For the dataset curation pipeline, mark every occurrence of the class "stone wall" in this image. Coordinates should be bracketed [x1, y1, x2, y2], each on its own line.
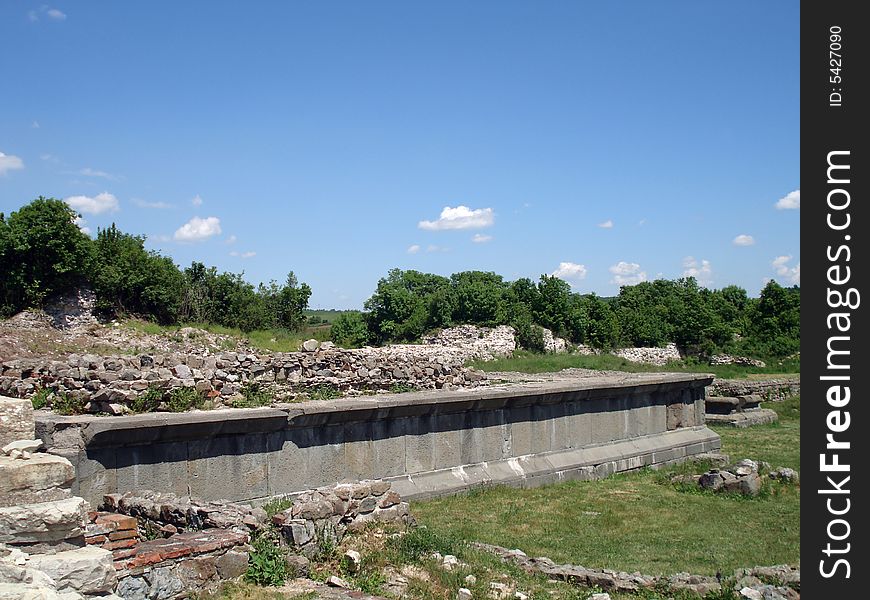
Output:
[1, 345, 487, 414]
[34, 374, 719, 506]
[708, 378, 800, 402]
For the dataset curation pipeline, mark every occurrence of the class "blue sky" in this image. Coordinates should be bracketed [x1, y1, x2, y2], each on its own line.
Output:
[1, 1, 799, 309]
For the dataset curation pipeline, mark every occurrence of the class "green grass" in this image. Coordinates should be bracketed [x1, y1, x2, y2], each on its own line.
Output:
[411, 397, 800, 578]
[470, 350, 800, 380]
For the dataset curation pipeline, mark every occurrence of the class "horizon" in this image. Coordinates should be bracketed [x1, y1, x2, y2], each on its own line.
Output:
[1, 1, 799, 309]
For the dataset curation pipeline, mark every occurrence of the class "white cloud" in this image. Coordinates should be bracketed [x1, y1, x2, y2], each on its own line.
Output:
[0, 152, 25, 175]
[551, 262, 588, 285]
[733, 234, 755, 246]
[65, 192, 119, 214]
[79, 167, 115, 179]
[772, 255, 801, 285]
[32, 121, 40, 129]
[133, 198, 174, 209]
[609, 261, 647, 286]
[191, 195, 203, 207]
[638, 218, 647, 226]
[471, 233, 493, 243]
[597, 219, 614, 229]
[173, 216, 222, 242]
[229, 250, 256, 258]
[29, 7, 66, 22]
[407, 244, 421, 254]
[74, 216, 91, 235]
[418, 205, 494, 230]
[225, 235, 237, 245]
[775, 189, 800, 210]
[682, 256, 713, 287]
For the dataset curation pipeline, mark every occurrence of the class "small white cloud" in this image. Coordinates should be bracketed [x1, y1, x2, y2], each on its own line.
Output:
[46, 8, 66, 20]
[471, 233, 493, 243]
[225, 235, 237, 245]
[772, 255, 800, 285]
[733, 234, 755, 246]
[775, 189, 800, 210]
[79, 167, 115, 179]
[597, 219, 614, 229]
[552, 262, 588, 286]
[682, 256, 713, 287]
[418, 205, 494, 230]
[65, 192, 119, 215]
[133, 198, 174, 209]
[609, 261, 647, 286]
[230, 250, 256, 258]
[407, 244, 421, 254]
[638, 218, 647, 226]
[191, 195, 203, 207]
[32, 121, 40, 129]
[173, 216, 222, 242]
[426, 244, 448, 253]
[30, 7, 66, 22]
[0, 152, 25, 175]
[73, 216, 91, 235]
[28, 10, 38, 21]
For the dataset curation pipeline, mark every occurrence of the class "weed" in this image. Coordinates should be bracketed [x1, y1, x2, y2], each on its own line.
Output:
[244, 531, 290, 586]
[31, 388, 51, 410]
[233, 382, 273, 408]
[314, 521, 340, 561]
[52, 392, 87, 415]
[130, 385, 164, 413]
[308, 384, 342, 401]
[389, 526, 460, 563]
[166, 386, 205, 412]
[262, 496, 294, 519]
[389, 382, 416, 394]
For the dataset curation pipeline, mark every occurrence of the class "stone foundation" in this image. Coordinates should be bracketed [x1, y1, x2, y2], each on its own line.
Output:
[34, 374, 719, 506]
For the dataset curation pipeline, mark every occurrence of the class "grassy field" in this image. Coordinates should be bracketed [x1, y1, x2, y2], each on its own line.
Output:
[411, 396, 800, 577]
[470, 350, 800, 380]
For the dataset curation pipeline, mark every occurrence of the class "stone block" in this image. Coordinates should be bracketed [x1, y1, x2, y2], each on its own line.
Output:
[188, 434, 268, 501]
[0, 453, 74, 504]
[26, 546, 117, 594]
[0, 396, 34, 446]
[0, 496, 88, 544]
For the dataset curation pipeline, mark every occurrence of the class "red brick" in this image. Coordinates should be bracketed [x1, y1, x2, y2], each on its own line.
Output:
[112, 547, 138, 560]
[95, 513, 138, 531]
[103, 538, 139, 551]
[108, 529, 138, 542]
[85, 535, 108, 545]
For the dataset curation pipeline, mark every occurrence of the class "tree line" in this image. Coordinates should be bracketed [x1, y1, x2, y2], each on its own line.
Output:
[0, 197, 311, 331]
[330, 268, 799, 359]
[1, 197, 799, 359]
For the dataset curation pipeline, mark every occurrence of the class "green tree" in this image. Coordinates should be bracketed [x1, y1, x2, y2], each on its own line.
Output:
[330, 311, 370, 348]
[0, 197, 93, 315]
[91, 224, 184, 323]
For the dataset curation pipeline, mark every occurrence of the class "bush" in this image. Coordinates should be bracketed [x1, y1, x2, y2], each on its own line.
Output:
[330, 311, 370, 348]
[31, 388, 51, 410]
[130, 386, 163, 413]
[166, 387, 205, 412]
[233, 382, 272, 408]
[244, 531, 289, 586]
[52, 393, 87, 415]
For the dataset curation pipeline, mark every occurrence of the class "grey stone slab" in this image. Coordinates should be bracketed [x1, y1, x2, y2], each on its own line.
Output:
[370, 419, 407, 479]
[265, 430, 309, 496]
[188, 434, 268, 501]
[115, 443, 190, 498]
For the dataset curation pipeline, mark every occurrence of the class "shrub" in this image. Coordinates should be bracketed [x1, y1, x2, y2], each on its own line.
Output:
[330, 311, 370, 348]
[244, 531, 289, 586]
[31, 388, 51, 410]
[308, 384, 341, 401]
[52, 393, 87, 415]
[233, 382, 273, 408]
[166, 387, 205, 412]
[130, 386, 163, 413]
